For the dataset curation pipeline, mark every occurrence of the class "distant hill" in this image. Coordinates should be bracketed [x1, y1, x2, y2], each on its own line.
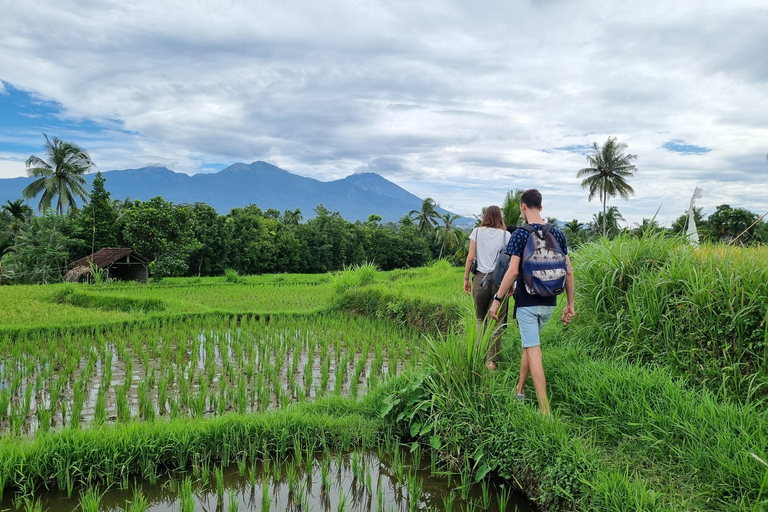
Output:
[0, 161, 472, 225]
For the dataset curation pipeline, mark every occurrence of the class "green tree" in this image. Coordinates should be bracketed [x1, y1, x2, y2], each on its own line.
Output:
[282, 208, 303, 228]
[502, 189, 525, 227]
[1, 199, 33, 245]
[409, 197, 439, 236]
[589, 206, 625, 238]
[564, 219, 586, 247]
[188, 203, 232, 276]
[631, 217, 664, 238]
[1, 212, 86, 284]
[577, 137, 637, 236]
[78, 172, 118, 253]
[121, 197, 201, 277]
[298, 204, 362, 273]
[707, 204, 759, 244]
[435, 212, 462, 259]
[23, 134, 93, 214]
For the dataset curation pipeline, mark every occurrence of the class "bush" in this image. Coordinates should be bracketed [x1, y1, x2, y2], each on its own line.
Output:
[330, 262, 378, 294]
[224, 269, 241, 283]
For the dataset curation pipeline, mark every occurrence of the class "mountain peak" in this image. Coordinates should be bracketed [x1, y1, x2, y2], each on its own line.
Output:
[0, 160, 469, 224]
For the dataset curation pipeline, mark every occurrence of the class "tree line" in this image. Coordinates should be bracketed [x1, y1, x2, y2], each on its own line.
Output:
[1, 135, 766, 284]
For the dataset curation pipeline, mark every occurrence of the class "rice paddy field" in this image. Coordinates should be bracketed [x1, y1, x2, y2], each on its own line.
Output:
[1, 243, 767, 512]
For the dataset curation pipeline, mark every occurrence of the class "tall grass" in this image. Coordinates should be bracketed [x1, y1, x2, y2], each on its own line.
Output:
[573, 234, 768, 402]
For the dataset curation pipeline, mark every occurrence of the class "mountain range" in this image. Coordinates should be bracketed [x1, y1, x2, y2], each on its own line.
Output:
[0, 161, 471, 225]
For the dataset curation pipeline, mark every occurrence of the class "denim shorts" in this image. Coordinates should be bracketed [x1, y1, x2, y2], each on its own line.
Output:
[517, 305, 556, 348]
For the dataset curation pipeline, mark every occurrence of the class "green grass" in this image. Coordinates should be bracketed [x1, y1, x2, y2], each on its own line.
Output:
[2, 245, 767, 511]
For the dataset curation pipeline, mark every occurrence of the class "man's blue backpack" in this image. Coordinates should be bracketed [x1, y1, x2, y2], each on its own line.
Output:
[518, 223, 567, 297]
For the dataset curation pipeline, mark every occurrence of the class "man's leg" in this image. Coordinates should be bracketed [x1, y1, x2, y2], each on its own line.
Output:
[517, 350, 529, 395]
[525, 346, 549, 415]
[516, 306, 555, 414]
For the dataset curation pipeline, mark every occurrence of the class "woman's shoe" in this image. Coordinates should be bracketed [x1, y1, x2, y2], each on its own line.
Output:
[485, 361, 496, 371]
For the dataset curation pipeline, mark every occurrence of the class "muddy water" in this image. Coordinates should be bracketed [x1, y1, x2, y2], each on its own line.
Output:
[1, 449, 537, 512]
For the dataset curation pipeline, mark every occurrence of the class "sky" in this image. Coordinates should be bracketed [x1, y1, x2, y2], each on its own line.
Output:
[1, 0, 767, 226]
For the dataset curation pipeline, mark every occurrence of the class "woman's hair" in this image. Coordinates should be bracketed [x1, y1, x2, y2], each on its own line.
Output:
[481, 205, 506, 230]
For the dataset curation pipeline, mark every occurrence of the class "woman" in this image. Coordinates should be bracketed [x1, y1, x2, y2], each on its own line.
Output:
[463, 205, 511, 370]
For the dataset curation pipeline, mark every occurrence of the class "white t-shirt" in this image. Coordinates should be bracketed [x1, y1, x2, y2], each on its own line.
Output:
[469, 227, 511, 274]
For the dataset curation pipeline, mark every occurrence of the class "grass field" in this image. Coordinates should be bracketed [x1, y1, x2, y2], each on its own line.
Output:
[1, 245, 766, 511]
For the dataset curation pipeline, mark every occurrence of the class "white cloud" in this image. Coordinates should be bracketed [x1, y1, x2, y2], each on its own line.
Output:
[0, 0, 767, 223]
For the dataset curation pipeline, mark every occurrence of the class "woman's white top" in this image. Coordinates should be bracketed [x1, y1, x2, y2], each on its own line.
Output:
[470, 227, 511, 274]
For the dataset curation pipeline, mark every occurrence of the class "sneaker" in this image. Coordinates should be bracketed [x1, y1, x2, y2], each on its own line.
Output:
[515, 393, 525, 401]
[485, 361, 496, 371]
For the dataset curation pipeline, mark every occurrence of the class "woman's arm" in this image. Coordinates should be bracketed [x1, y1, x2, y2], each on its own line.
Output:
[463, 238, 476, 294]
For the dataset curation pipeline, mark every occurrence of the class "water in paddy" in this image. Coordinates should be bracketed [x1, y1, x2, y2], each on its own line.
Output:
[2, 449, 536, 512]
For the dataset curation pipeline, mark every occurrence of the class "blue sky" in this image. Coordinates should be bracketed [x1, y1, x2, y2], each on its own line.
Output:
[1, 0, 767, 225]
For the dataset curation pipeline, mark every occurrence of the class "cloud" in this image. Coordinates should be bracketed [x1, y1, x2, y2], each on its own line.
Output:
[0, 0, 766, 224]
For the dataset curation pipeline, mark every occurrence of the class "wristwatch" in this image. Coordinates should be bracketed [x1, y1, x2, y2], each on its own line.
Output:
[493, 294, 502, 302]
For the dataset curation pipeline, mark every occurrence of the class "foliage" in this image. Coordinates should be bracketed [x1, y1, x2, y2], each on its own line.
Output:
[0, 212, 86, 284]
[78, 172, 119, 252]
[409, 197, 439, 237]
[224, 268, 241, 283]
[330, 262, 378, 294]
[22, 134, 93, 215]
[589, 205, 625, 239]
[577, 137, 637, 237]
[708, 204, 760, 244]
[573, 234, 768, 401]
[502, 189, 525, 228]
[122, 197, 202, 277]
[435, 212, 463, 259]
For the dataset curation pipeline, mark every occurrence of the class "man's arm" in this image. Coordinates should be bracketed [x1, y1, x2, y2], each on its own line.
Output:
[561, 254, 575, 325]
[489, 255, 519, 319]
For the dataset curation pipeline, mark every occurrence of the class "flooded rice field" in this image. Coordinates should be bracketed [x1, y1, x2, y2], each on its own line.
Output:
[1, 447, 535, 512]
[0, 315, 417, 436]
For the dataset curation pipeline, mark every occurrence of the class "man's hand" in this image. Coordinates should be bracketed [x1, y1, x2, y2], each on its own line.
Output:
[561, 303, 575, 326]
[463, 279, 471, 295]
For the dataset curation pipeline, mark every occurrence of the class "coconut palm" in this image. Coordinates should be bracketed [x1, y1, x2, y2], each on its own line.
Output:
[502, 189, 525, 227]
[577, 137, 637, 237]
[590, 206, 625, 238]
[23, 134, 93, 214]
[283, 208, 303, 228]
[409, 197, 439, 236]
[1, 199, 33, 245]
[632, 217, 663, 238]
[435, 212, 462, 259]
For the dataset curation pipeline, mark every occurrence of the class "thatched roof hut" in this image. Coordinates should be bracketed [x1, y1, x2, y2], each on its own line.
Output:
[66, 248, 150, 283]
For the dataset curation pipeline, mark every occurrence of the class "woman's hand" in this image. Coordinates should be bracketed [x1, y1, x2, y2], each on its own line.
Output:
[463, 278, 471, 295]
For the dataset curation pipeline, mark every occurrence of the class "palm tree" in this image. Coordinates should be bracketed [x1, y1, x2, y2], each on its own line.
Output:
[502, 189, 525, 227]
[1, 199, 33, 245]
[409, 197, 439, 236]
[283, 208, 303, 228]
[590, 206, 625, 238]
[435, 212, 462, 259]
[577, 137, 637, 236]
[23, 134, 93, 214]
[632, 217, 663, 238]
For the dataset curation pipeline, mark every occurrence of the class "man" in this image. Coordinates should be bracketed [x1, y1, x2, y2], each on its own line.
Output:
[489, 189, 575, 415]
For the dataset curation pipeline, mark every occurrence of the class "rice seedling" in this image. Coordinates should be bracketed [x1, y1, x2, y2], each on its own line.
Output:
[125, 487, 149, 512]
[79, 486, 105, 512]
[178, 476, 195, 512]
[480, 479, 491, 509]
[496, 484, 512, 512]
[261, 477, 271, 512]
